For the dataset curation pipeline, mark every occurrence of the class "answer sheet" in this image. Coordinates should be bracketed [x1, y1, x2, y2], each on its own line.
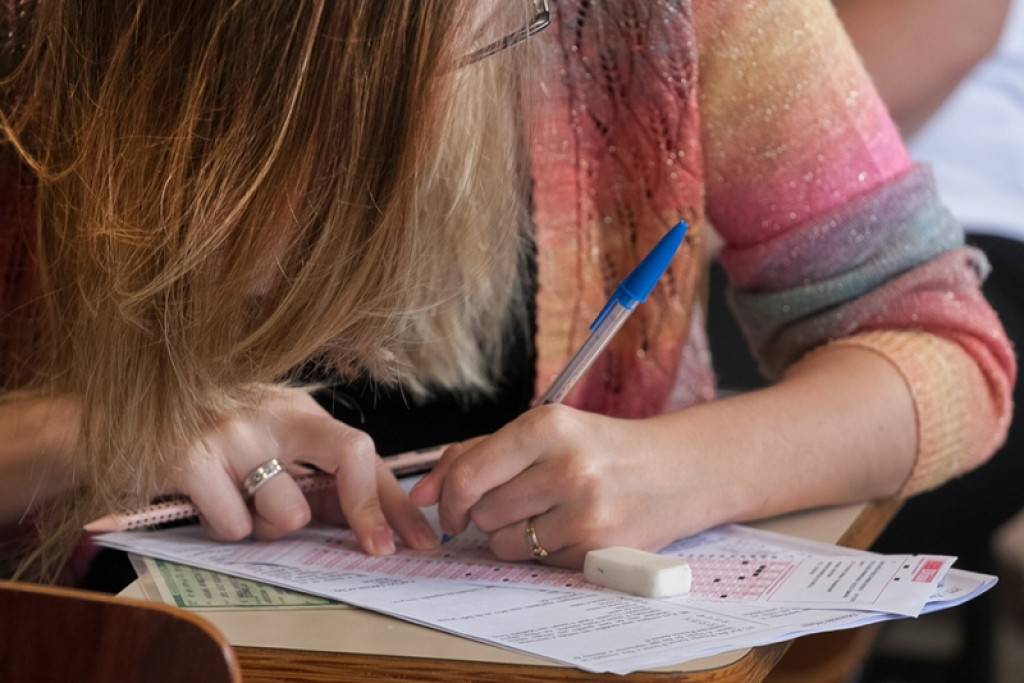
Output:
[96, 520, 994, 674]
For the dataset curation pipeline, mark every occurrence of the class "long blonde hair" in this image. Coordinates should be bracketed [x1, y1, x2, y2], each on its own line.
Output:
[1, 0, 533, 580]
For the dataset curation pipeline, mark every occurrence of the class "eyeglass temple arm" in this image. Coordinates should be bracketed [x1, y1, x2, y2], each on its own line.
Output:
[460, 0, 551, 67]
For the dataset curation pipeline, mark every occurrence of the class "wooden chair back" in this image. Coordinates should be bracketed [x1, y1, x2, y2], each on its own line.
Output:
[0, 579, 241, 683]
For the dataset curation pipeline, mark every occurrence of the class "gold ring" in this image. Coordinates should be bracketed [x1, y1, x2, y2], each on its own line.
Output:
[242, 458, 284, 498]
[525, 516, 548, 558]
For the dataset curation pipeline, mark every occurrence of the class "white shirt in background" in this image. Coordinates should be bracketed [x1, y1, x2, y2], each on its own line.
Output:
[908, 0, 1024, 241]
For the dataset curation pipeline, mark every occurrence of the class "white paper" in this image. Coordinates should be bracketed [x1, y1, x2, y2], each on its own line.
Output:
[95, 518, 994, 675]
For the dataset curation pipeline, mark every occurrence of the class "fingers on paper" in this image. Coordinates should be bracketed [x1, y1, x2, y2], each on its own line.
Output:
[323, 428, 396, 556]
[431, 425, 545, 536]
[407, 439, 477, 507]
[374, 459, 439, 550]
[307, 459, 438, 551]
[186, 463, 253, 541]
[249, 473, 311, 540]
[486, 512, 583, 568]
[477, 462, 609, 567]
[306, 485, 347, 524]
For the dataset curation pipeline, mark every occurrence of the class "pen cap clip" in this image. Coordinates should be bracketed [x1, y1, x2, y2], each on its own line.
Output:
[590, 221, 688, 330]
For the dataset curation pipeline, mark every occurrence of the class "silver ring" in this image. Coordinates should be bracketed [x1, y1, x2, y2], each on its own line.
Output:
[242, 458, 284, 498]
[525, 516, 548, 558]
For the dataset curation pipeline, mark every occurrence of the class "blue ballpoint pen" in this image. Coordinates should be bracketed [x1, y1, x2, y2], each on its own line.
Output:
[439, 220, 687, 543]
[534, 219, 689, 405]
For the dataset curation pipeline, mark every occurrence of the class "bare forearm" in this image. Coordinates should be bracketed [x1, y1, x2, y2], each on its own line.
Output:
[655, 345, 917, 531]
[0, 395, 81, 525]
[836, 0, 1010, 136]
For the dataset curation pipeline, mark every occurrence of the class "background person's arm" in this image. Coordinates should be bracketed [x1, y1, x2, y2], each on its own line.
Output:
[835, 0, 1010, 136]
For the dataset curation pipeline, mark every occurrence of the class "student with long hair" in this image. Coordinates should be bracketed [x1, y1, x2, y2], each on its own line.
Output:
[0, 0, 1014, 583]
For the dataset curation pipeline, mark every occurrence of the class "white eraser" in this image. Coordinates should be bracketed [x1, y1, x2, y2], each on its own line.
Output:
[583, 546, 692, 598]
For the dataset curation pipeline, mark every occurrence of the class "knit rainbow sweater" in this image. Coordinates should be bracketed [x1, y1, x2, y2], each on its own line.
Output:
[529, 0, 1015, 496]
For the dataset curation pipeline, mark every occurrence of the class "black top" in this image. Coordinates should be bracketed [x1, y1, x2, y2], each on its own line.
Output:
[309, 247, 538, 457]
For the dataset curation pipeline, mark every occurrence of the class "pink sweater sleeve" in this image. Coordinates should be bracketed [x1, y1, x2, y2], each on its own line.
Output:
[694, 0, 1016, 494]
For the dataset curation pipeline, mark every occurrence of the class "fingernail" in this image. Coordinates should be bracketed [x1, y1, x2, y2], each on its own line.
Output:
[370, 525, 395, 555]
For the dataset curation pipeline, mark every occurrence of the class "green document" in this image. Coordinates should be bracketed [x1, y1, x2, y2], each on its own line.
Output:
[152, 558, 334, 608]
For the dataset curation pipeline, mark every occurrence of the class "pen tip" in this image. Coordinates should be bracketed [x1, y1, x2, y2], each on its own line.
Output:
[440, 534, 454, 544]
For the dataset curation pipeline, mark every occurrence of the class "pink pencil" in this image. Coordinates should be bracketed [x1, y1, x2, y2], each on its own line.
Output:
[84, 445, 443, 532]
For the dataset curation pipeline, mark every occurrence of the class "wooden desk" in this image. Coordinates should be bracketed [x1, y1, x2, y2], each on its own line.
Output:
[125, 497, 900, 682]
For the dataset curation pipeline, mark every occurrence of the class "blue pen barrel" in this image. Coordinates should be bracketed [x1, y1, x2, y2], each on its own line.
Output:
[535, 302, 633, 405]
[532, 221, 687, 407]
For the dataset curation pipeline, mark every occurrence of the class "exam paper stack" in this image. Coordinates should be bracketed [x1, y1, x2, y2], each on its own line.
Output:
[98, 520, 994, 675]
